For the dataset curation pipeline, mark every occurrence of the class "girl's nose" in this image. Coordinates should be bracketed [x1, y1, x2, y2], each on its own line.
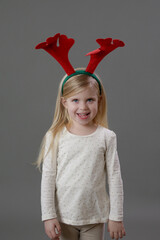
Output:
[79, 101, 88, 110]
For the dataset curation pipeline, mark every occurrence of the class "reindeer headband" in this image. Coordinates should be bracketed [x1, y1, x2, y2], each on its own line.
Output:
[35, 33, 125, 95]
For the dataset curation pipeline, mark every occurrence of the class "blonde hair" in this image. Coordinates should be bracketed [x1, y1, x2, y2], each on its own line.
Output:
[34, 67, 109, 171]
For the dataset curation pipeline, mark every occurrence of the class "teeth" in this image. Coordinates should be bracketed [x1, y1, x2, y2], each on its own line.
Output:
[80, 114, 86, 115]
[78, 113, 89, 115]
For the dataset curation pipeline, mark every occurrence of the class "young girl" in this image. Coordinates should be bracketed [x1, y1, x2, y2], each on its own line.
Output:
[35, 67, 126, 240]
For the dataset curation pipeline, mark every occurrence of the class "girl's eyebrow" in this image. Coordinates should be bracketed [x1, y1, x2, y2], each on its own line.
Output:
[70, 97, 79, 99]
[86, 96, 97, 100]
[71, 96, 96, 99]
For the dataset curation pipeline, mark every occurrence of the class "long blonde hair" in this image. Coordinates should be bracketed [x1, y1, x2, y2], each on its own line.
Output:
[34, 67, 109, 171]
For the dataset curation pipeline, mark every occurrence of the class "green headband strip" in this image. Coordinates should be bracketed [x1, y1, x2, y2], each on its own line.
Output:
[61, 70, 102, 95]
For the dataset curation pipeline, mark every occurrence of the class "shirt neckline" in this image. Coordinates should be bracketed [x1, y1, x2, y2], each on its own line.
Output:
[64, 125, 100, 137]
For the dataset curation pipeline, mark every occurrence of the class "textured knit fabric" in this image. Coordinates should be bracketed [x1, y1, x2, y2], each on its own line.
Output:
[41, 125, 124, 225]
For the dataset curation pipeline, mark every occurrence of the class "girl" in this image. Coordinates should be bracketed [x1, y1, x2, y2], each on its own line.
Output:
[35, 67, 126, 240]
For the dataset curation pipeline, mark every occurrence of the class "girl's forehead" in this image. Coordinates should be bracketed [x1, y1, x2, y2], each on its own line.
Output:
[70, 86, 98, 98]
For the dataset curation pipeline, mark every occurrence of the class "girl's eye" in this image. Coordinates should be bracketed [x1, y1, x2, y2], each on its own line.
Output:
[87, 98, 94, 102]
[72, 99, 78, 102]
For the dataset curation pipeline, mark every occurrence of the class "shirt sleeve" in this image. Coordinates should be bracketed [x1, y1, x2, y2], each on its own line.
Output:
[41, 131, 57, 221]
[106, 131, 124, 221]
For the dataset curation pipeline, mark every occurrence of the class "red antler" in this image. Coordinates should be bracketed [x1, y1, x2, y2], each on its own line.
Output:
[35, 33, 75, 75]
[86, 38, 125, 73]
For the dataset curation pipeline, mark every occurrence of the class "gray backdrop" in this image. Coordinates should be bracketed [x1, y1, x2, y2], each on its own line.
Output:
[1, 0, 160, 239]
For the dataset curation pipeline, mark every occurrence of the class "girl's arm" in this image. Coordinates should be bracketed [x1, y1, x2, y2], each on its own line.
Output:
[106, 131, 124, 222]
[41, 131, 57, 221]
[106, 131, 126, 239]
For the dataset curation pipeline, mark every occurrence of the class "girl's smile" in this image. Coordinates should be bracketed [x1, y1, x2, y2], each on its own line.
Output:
[77, 112, 90, 119]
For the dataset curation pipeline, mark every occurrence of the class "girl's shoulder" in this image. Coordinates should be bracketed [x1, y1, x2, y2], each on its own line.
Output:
[45, 130, 52, 139]
[98, 125, 117, 137]
[44, 130, 54, 145]
[98, 125, 118, 147]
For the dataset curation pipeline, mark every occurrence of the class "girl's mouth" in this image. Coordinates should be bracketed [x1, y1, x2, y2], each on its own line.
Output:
[77, 113, 90, 119]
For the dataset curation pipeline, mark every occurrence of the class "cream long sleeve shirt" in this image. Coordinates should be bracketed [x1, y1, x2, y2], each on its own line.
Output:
[41, 125, 124, 225]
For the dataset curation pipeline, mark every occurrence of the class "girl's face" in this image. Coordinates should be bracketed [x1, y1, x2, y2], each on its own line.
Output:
[61, 85, 100, 128]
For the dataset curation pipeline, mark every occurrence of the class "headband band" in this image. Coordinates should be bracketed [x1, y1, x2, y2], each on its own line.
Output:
[61, 70, 102, 95]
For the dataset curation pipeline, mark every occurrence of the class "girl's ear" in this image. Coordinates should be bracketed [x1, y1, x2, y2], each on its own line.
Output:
[61, 97, 68, 108]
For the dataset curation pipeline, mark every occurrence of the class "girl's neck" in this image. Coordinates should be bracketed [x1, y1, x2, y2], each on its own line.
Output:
[66, 123, 98, 136]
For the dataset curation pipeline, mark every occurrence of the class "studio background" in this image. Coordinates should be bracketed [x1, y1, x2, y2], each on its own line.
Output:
[1, 1, 160, 239]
